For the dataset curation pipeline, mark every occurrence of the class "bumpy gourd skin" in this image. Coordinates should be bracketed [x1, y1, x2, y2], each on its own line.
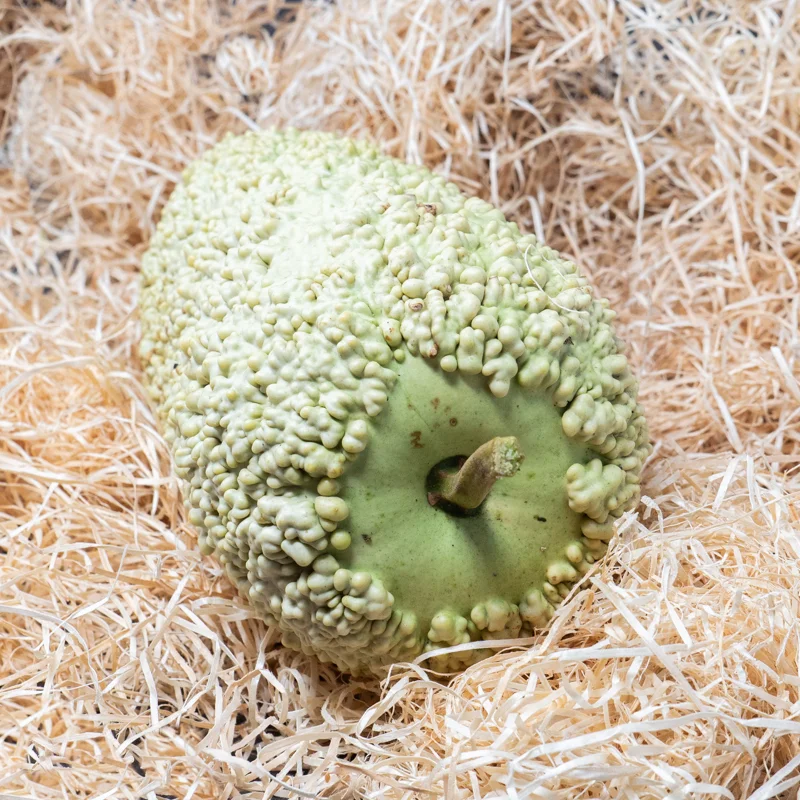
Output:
[139, 129, 651, 674]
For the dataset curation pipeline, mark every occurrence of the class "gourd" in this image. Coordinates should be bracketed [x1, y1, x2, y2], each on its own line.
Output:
[139, 129, 650, 674]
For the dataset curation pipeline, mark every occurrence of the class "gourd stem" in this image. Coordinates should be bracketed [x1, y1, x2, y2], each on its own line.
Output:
[435, 436, 524, 510]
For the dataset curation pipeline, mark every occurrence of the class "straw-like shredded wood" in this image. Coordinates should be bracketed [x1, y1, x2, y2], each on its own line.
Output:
[2, 0, 800, 797]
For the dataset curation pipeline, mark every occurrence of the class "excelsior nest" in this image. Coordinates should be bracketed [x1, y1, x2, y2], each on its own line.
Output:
[2, 1, 799, 797]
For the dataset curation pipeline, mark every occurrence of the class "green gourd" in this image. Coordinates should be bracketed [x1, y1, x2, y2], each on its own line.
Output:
[139, 129, 650, 674]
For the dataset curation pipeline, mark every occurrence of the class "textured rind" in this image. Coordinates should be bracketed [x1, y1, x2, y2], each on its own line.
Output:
[139, 129, 651, 674]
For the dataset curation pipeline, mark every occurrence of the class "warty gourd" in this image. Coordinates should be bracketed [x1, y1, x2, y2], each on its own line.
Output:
[139, 129, 651, 674]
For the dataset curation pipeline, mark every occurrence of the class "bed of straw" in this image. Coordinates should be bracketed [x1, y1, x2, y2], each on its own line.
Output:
[2, 1, 800, 797]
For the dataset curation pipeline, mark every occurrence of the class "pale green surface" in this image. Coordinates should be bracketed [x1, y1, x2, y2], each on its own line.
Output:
[341, 356, 592, 625]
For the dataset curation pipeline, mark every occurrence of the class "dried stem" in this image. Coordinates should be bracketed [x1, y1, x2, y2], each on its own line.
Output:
[431, 436, 524, 511]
